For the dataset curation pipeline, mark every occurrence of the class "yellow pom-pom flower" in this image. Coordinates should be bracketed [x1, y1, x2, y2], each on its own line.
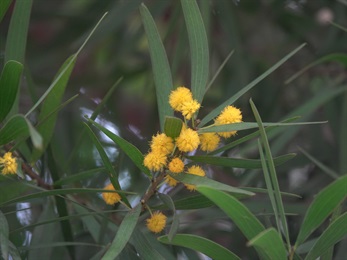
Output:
[0, 152, 18, 175]
[165, 175, 179, 187]
[199, 133, 220, 152]
[168, 157, 184, 173]
[176, 127, 200, 152]
[169, 86, 193, 111]
[180, 100, 201, 120]
[143, 151, 167, 171]
[102, 183, 121, 205]
[146, 211, 167, 233]
[214, 105, 242, 138]
[185, 165, 206, 191]
[150, 133, 174, 155]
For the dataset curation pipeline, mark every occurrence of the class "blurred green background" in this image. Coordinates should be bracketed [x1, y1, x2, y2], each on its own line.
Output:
[1, 0, 346, 259]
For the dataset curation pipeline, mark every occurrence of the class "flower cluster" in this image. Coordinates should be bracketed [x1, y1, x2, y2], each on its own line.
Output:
[0, 152, 18, 175]
[142, 86, 242, 233]
[102, 183, 121, 205]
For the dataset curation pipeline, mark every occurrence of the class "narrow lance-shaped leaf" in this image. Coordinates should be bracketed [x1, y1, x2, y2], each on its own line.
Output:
[294, 175, 347, 247]
[102, 205, 141, 259]
[140, 3, 173, 131]
[181, 0, 209, 104]
[199, 43, 306, 126]
[0, 0, 12, 23]
[0, 210, 10, 260]
[247, 228, 287, 260]
[0, 61, 23, 123]
[87, 118, 151, 177]
[158, 193, 179, 242]
[159, 234, 240, 260]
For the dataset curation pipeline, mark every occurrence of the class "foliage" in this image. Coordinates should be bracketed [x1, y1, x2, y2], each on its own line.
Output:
[0, 0, 346, 259]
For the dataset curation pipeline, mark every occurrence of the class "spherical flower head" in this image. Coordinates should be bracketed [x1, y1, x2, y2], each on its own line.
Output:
[146, 211, 167, 233]
[165, 175, 179, 187]
[214, 105, 242, 138]
[169, 86, 193, 111]
[168, 157, 184, 173]
[0, 152, 18, 175]
[185, 165, 206, 191]
[150, 133, 174, 155]
[199, 133, 220, 152]
[143, 151, 167, 172]
[102, 183, 121, 205]
[176, 127, 200, 153]
[180, 99, 201, 120]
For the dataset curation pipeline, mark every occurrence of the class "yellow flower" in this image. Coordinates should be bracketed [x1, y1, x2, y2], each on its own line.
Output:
[143, 151, 167, 171]
[146, 211, 167, 233]
[185, 165, 205, 191]
[176, 127, 200, 152]
[180, 100, 201, 120]
[150, 133, 174, 155]
[199, 133, 220, 152]
[168, 157, 184, 173]
[102, 183, 121, 205]
[214, 105, 242, 138]
[0, 152, 18, 175]
[169, 86, 193, 111]
[165, 175, 179, 187]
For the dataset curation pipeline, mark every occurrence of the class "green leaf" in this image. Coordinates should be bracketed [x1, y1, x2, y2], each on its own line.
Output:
[172, 173, 254, 197]
[164, 116, 183, 139]
[158, 234, 240, 260]
[198, 121, 325, 134]
[285, 53, 347, 84]
[197, 186, 265, 241]
[187, 153, 295, 169]
[0, 61, 23, 123]
[158, 193, 179, 241]
[250, 99, 290, 248]
[30, 55, 76, 161]
[131, 230, 166, 260]
[305, 212, 347, 260]
[181, 0, 209, 103]
[0, 114, 42, 149]
[163, 194, 214, 210]
[5, 0, 32, 63]
[84, 123, 131, 207]
[295, 175, 347, 247]
[87, 118, 151, 177]
[0, 0, 12, 23]
[0, 210, 9, 260]
[199, 43, 306, 127]
[247, 228, 287, 260]
[102, 205, 141, 259]
[53, 167, 106, 186]
[140, 3, 173, 131]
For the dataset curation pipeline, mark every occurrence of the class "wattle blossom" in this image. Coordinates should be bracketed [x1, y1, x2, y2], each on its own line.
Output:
[146, 211, 167, 233]
[0, 152, 18, 175]
[168, 157, 184, 173]
[150, 133, 174, 155]
[185, 165, 206, 191]
[176, 127, 200, 152]
[169, 86, 193, 111]
[199, 133, 220, 152]
[102, 183, 121, 205]
[143, 151, 167, 172]
[214, 105, 242, 138]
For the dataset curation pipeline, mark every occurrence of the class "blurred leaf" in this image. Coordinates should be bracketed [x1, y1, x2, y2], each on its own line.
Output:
[199, 43, 306, 126]
[0, 0, 12, 22]
[53, 168, 106, 186]
[187, 153, 295, 169]
[286, 53, 347, 84]
[87, 118, 151, 177]
[164, 117, 183, 139]
[131, 230, 167, 260]
[340, 92, 347, 173]
[181, 0, 209, 104]
[159, 234, 240, 260]
[165, 194, 214, 210]
[198, 121, 325, 134]
[140, 3, 173, 131]
[0, 188, 135, 207]
[250, 99, 290, 248]
[20, 242, 104, 251]
[102, 205, 141, 259]
[197, 186, 265, 240]
[0, 210, 9, 260]
[329, 21, 347, 33]
[173, 173, 254, 196]
[5, 0, 32, 63]
[158, 193, 179, 241]
[247, 228, 287, 260]
[305, 212, 347, 260]
[0, 178, 32, 204]
[295, 175, 347, 247]
[84, 123, 131, 207]
[0, 114, 42, 149]
[0, 60, 23, 123]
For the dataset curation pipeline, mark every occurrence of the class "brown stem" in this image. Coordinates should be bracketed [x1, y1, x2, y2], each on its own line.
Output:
[141, 171, 166, 211]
